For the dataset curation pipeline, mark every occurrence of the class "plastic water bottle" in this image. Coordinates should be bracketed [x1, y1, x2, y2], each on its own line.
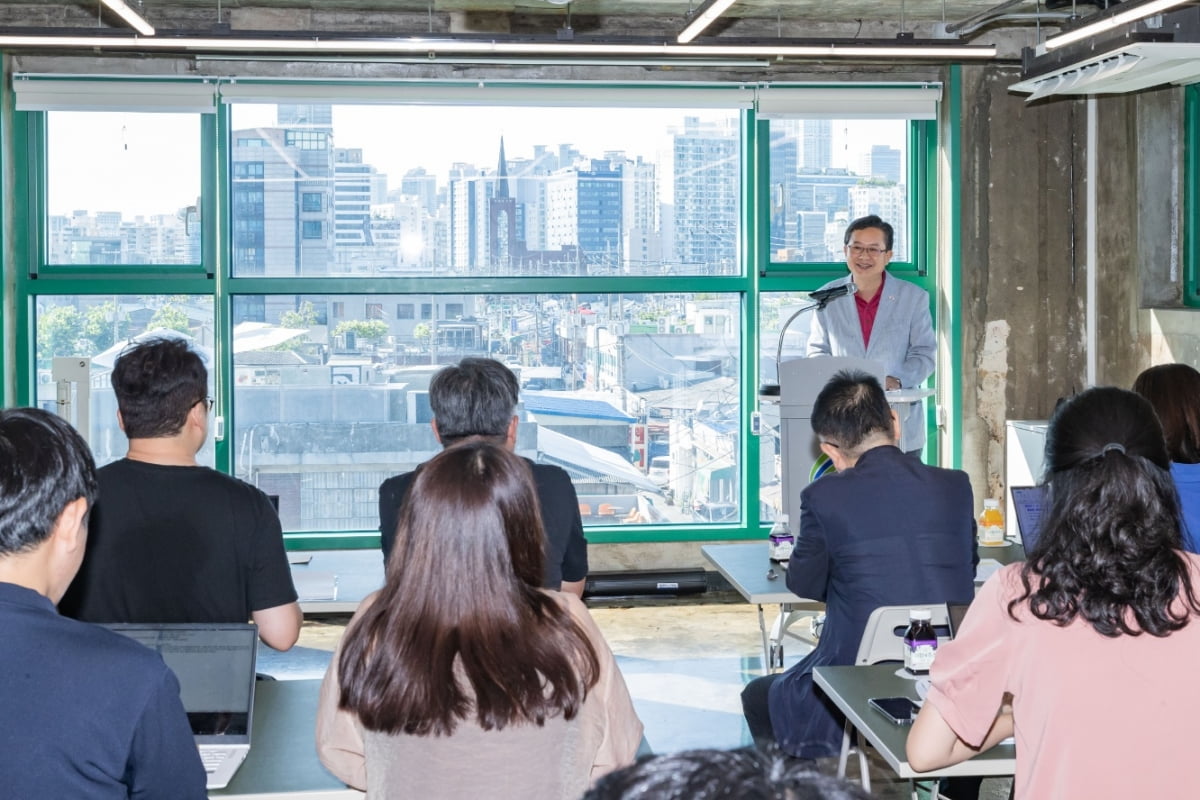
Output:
[903, 609, 938, 675]
[768, 514, 794, 562]
[978, 498, 1005, 546]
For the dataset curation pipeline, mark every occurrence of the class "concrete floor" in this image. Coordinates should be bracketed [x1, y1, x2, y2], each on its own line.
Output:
[260, 596, 1013, 799]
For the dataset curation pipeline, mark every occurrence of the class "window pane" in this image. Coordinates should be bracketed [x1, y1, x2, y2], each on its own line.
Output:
[768, 120, 909, 263]
[757, 292, 818, 522]
[34, 295, 216, 467]
[231, 292, 741, 531]
[229, 104, 740, 277]
[46, 112, 202, 265]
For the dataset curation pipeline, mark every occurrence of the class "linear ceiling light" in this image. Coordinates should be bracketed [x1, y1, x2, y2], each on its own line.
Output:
[678, 0, 738, 44]
[0, 34, 997, 59]
[100, 0, 155, 36]
[1044, 0, 1189, 50]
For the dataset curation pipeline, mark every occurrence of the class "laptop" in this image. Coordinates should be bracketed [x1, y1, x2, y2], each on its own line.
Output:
[1010, 485, 1047, 555]
[102, 623, 258, 790]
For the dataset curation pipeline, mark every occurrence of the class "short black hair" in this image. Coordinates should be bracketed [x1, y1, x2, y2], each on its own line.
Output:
[583, 748, 872, 800]
[843, 214, 894, 252]
[428, 358, 520, 445]
[111, 337, 208, 439]
[811, 370, 893, 453]
[0, 408, 98, 556]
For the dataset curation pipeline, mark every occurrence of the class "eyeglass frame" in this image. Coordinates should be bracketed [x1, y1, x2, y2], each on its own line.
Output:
[845, 244, 891, 258]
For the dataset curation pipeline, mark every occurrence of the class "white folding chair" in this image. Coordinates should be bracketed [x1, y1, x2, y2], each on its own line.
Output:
[837, 603, 951, 793]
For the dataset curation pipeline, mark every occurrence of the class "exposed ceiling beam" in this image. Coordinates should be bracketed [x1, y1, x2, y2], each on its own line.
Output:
[678, 0, 738, 44]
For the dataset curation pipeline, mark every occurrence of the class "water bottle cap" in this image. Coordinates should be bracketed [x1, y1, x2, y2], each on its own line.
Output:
[983, 498, 1000, 509]
[909, 609, 933, 621]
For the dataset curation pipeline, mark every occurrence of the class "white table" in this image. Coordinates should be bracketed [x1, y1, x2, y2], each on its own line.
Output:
[813, 664, 1015, 797]
[700, 542, 823, 670]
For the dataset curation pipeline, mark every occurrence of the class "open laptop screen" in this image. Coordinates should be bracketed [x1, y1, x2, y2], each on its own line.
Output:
[102, 623, 257, 738]
[1011, 485, 1047, 555]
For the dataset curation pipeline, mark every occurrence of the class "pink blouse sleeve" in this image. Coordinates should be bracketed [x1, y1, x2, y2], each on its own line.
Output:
[314, 598, 376, 790]
[924, 566, 1021, 748]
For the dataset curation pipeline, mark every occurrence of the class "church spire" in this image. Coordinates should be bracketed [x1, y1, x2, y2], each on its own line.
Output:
[495, 136, 510, 199]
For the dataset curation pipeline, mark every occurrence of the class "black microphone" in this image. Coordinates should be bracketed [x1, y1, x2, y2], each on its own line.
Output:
[809, 282, 858, 306]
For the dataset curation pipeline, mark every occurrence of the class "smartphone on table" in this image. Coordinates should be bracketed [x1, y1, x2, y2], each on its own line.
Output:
[868, 696, 921, 725]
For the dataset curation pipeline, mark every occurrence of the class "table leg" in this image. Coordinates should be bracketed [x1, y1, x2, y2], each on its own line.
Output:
[756, 604, 772, 670]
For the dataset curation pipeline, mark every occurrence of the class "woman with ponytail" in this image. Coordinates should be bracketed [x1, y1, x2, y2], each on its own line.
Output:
[907, 387, 1200, 797]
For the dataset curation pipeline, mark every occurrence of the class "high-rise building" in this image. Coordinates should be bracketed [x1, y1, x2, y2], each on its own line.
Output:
[802, 120, 832, 171]
[870, 145, 903, 183]
[672, 116, 738, 273]
[849, 183, 906, 257]
[769, 122, 800, 257]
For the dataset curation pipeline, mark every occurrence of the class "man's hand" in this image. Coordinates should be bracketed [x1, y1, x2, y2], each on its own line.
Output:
[885, 375, 901, 391]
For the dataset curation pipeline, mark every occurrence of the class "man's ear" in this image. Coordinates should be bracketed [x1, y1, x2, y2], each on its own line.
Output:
[430, 419, 442, 444]
[505, 416, 519, 449]
[116, 409, 126, 433]
[890, 410, 902, 445]
[819, 441, 848, 472]
[52, 497, 89, 555]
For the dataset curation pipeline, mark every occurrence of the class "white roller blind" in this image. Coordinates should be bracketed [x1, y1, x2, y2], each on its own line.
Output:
[755, 85, 941, 119]
[217, 81, 755, 109]
[13, 76, 217, 113]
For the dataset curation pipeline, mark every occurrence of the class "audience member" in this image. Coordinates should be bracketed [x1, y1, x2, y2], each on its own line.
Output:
[583, 747, 872, 800]
[742, 370, 976, 760]
[58, 337, 300, 650]
[908, 387, 1200, 796]
[319, 441, 641, 798]
[0, 407, 205, 798]
[1133, 362, 1200, 551]
[379, 357, 587, 596]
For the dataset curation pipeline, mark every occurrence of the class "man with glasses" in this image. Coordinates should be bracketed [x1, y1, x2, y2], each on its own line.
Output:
[59, 337, 301, 650]
[740, 371, 976, 775]
[807, 215, 935, 456]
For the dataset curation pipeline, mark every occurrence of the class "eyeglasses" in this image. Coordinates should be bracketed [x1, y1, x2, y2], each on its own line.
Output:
[846, 244, 889, 258]
[201, 396, 214, 411]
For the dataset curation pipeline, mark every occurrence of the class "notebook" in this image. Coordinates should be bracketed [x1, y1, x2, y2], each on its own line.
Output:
[102, 623, 258, 790]
[1010, 485, 1047, 555]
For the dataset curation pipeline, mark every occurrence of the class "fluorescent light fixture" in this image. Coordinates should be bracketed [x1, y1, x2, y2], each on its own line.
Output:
[0, 33, 997, 60]
[678, 0, 738, 44]
[100, 0, 155, 36]
[1044, 0, 1189, 50]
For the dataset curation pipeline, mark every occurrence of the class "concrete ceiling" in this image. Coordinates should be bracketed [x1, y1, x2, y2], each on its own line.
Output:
[0, 0, 1096, 42]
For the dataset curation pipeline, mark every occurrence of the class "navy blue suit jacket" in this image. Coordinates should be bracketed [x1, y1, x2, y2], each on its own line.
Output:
[768, 445, 977, 758]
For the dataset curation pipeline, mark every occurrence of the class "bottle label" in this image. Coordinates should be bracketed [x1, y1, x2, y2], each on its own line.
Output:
[769, 533, 794, 561]
[979, 523, 1005, 545]
[904, 639, 937, 673]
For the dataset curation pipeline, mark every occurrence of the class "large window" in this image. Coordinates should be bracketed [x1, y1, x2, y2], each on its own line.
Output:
[13, 81, 937, 545]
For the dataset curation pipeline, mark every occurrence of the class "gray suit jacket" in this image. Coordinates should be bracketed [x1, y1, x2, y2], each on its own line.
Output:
[806, 273, 935, 452]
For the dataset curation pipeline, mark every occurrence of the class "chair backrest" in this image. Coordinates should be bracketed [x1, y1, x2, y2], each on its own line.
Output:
[855, 604, 951, 665]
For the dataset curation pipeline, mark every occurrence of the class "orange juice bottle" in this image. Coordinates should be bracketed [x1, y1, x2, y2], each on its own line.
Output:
[978, 499, 1005, 545]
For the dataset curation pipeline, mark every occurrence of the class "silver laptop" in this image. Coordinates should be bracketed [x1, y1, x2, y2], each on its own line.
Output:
[1010, 485, 1047, 555]
[102, 623, 258, 790]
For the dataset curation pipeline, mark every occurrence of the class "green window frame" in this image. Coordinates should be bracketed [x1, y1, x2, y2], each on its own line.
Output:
[9, 80, 941, 549]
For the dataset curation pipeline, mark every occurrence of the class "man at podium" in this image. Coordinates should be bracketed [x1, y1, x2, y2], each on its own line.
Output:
[807, 215, 935, 456]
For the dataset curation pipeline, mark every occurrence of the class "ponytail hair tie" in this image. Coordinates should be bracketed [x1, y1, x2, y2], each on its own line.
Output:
[1102, 442, 1126, 456]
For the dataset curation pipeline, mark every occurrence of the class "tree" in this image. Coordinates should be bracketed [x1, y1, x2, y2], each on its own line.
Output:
[412, 323, 432, 345]
[148, 304, 190, 334]
[36, 305, 85, 368]
[333, 319, 388, 343]
[81, 301, 131, 354]
[279, 301, 319, 329]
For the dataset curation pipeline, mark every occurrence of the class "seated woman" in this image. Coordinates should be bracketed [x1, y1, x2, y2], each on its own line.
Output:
[1134, 363, 1200, 552]
[316, 441, 642, 799]
[907, 387, 1200, 797]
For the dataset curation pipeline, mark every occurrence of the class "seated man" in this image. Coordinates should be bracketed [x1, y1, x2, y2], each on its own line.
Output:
[0, 407, 206, 798]
[380, 358, 587, 596]
[741, 370, 977, 759]
[59, 337, 301, 650]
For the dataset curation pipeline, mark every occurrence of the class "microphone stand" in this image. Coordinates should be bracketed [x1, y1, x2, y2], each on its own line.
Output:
[759, 296, 830, 398]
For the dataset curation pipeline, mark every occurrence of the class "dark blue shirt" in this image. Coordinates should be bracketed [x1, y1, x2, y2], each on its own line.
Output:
[0, 581, 206, 799]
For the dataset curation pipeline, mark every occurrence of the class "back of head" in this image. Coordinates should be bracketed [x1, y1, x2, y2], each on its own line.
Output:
[428, 358, 519, 445]
[1019, 386, 1197, 636]
[0, 408, 98, 556]
[111, 337, 208, 439]
[843, 214, 894, 252]
[1132, 363, 1200, 463]
[339, 440, 599, 737]
[810, 370, 893, 456]
[583, 748, 872, 800]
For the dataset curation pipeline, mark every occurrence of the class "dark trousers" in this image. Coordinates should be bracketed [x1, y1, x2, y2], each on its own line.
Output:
[740, 673, 781, 749]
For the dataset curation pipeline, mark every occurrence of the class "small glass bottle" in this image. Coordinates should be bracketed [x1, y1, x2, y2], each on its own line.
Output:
[768, 514, 794, 562]
[903, 609, 938, 675]
[978, 498, 1005, 546]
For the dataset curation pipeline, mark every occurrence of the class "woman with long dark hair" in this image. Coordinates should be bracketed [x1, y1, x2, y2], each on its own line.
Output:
[316, 441, 642, 798]
[1134, 362, 1200, 552]
[907, 387, 1200, 796]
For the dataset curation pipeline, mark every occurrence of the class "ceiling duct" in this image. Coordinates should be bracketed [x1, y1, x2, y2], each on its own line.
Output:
[1011, 5, 1200, 99]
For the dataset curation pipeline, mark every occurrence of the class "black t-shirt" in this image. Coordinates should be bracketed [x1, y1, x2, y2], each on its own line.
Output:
[378, 458, 588, 588]
[59, 459, 298, 624]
